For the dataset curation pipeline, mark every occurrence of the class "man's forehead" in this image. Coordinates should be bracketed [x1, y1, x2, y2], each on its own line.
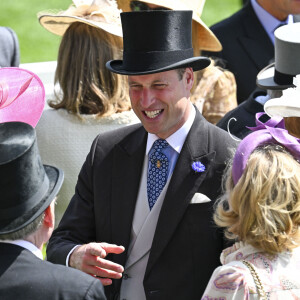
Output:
[128, 69, 178, 83]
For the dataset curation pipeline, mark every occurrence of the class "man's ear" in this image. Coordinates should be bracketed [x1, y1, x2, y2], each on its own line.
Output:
[43, 202, 55, 228]
[185, 67, 194, 90]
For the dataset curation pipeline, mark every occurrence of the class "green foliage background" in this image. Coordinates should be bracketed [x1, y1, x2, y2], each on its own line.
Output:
[0, 0, 242, 63]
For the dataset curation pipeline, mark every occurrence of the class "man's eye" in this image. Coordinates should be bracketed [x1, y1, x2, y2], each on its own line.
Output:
[153, 84, 167, 89]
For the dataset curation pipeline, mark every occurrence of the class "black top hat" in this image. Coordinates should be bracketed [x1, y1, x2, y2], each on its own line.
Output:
[0, 122, 64, 235]
[106, 10, 210, 75]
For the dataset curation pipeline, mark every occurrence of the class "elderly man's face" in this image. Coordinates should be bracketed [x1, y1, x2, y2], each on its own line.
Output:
[128, 68, 194, 139]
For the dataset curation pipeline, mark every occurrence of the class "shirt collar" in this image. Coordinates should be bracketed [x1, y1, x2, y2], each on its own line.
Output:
[0, 239, 43, 260]
[146, 103, 196, 154]
[251, 0, 293, 43]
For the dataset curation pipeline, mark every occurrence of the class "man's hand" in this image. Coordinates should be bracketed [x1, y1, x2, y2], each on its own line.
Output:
[69, 242, 125, 286]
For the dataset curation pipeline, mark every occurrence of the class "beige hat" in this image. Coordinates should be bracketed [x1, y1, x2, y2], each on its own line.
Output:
[264, 75, 300, 117]
[116, 0, 222, 52]
[38, 0, 123, 37]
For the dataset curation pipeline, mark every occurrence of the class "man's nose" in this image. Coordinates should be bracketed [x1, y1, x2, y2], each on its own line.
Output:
[140, 88, 155, 108]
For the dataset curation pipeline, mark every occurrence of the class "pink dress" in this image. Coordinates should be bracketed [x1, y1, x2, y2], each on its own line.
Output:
[201, 242, 300, 299]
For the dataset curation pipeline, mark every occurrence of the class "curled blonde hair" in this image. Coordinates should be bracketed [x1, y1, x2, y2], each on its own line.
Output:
[49, 22, 130, 117]
[215, 144, 300, 254]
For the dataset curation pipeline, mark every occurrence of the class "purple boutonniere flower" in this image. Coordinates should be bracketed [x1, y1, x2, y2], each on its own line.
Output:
[192, 161, 205, 173]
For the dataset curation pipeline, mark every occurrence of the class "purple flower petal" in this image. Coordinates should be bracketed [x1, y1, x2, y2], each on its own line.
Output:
[192, 161, 205, 173]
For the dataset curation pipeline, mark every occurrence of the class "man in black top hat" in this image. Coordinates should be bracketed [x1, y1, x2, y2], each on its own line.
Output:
[47, 10, 237, 300]
[0, 122, 106, 300]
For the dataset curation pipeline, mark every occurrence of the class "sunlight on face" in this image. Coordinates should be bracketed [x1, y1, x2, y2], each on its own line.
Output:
[128, 69, 194, 139]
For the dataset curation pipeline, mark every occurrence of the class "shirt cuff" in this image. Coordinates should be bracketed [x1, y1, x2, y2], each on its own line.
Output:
[66, 245, 81, 267]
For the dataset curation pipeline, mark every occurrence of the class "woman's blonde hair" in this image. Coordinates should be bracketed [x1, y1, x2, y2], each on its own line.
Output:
[215, 144, 300, 254]
[49, 22, 130, 117]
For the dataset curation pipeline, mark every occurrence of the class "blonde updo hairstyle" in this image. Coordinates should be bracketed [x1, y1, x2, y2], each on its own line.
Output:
[215, 144, 300, 254]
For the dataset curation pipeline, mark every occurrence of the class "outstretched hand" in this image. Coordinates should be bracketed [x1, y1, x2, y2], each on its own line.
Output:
[69, 242, 125, 286]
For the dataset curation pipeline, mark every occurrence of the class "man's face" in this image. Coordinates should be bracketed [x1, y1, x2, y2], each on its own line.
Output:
[276, 0, 300, 14]
[128, 68, 194, 139]
[258, 0, 300, 20]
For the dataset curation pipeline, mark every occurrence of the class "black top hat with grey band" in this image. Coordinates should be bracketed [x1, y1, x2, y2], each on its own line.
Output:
[0, 122, 64, 235]
[256, 23, 300, 90]
[106, 10, 211, 75]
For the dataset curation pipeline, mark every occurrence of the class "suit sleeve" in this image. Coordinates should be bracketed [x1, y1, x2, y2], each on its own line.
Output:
[0, 27, 20, 67]
[7, 27, 20, 67]
[85, 278, 107, 300]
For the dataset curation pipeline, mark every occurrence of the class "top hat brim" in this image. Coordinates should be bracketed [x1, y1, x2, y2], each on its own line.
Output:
[39, 14, 123, 37]
[256, 63, 295, 91]
[0, 165, 64, 235]
[106, 56, 211, 75]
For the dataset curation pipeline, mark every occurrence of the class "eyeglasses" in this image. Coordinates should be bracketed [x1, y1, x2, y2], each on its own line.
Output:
[130, 1, 170, 11]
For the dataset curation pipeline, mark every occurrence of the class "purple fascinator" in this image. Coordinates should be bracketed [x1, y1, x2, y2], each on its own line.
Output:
[232, 112, 300, 185]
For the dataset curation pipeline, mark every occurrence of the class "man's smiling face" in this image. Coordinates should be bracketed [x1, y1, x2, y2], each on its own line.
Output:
[128, 68, 194, 139]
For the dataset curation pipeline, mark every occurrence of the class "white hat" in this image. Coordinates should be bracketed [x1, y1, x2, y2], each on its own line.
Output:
[264, 75, 300, 117]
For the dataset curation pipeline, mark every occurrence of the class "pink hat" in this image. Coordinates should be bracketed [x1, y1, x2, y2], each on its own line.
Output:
[0, 67, 45, 127]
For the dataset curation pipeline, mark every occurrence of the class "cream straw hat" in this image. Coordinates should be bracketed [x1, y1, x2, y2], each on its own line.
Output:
[38, 0, 123, 37]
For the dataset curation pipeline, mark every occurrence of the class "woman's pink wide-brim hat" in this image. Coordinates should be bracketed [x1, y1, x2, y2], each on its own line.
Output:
[0, 67, 45, 127]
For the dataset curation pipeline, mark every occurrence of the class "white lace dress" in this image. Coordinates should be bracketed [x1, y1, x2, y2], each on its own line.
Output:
[201, 242, 300, 299]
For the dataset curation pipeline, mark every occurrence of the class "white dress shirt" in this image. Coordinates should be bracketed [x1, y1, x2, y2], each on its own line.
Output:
[0, 239, 43, 259]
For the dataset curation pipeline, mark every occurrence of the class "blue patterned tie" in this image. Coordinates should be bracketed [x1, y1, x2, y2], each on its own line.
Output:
[147, 139, 169, 210]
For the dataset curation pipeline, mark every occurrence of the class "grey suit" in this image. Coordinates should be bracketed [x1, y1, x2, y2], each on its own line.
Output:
[0, 243, 106, 300]
[0, 26, 20, 67]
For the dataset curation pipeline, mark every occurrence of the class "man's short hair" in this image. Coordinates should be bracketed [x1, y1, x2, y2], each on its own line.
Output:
[177, 68, 186, 80]
[0, 212, 45, 241]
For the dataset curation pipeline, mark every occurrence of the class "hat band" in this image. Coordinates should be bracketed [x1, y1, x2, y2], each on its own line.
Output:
[274, 69, 295, 86]
[122, 48, 194, 71]
[0, 175, 49, 220]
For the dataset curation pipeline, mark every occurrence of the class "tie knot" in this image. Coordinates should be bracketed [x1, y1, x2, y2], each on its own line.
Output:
[151, 139, 169, 153]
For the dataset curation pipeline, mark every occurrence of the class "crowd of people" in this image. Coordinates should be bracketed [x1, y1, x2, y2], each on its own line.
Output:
[1, 0, 300, 299]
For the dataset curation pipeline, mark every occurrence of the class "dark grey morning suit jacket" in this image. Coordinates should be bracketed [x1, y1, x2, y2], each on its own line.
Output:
[47, 108, 237, 300]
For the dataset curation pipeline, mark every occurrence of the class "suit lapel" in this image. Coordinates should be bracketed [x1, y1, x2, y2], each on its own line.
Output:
[145, 111, 216, 277]
[239, 2, 274, 69]
[110, 126, 147, 269]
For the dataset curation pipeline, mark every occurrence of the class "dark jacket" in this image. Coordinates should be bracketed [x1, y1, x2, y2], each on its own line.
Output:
[47, 109, 237, 300]
[0, 243, 106, 300]
[0, 27, 20, 67]
[217, 88, 267, 139]
[203, 2, 300, 103]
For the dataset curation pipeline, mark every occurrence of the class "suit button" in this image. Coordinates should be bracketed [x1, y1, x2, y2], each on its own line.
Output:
[123, 273, 129, 280]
